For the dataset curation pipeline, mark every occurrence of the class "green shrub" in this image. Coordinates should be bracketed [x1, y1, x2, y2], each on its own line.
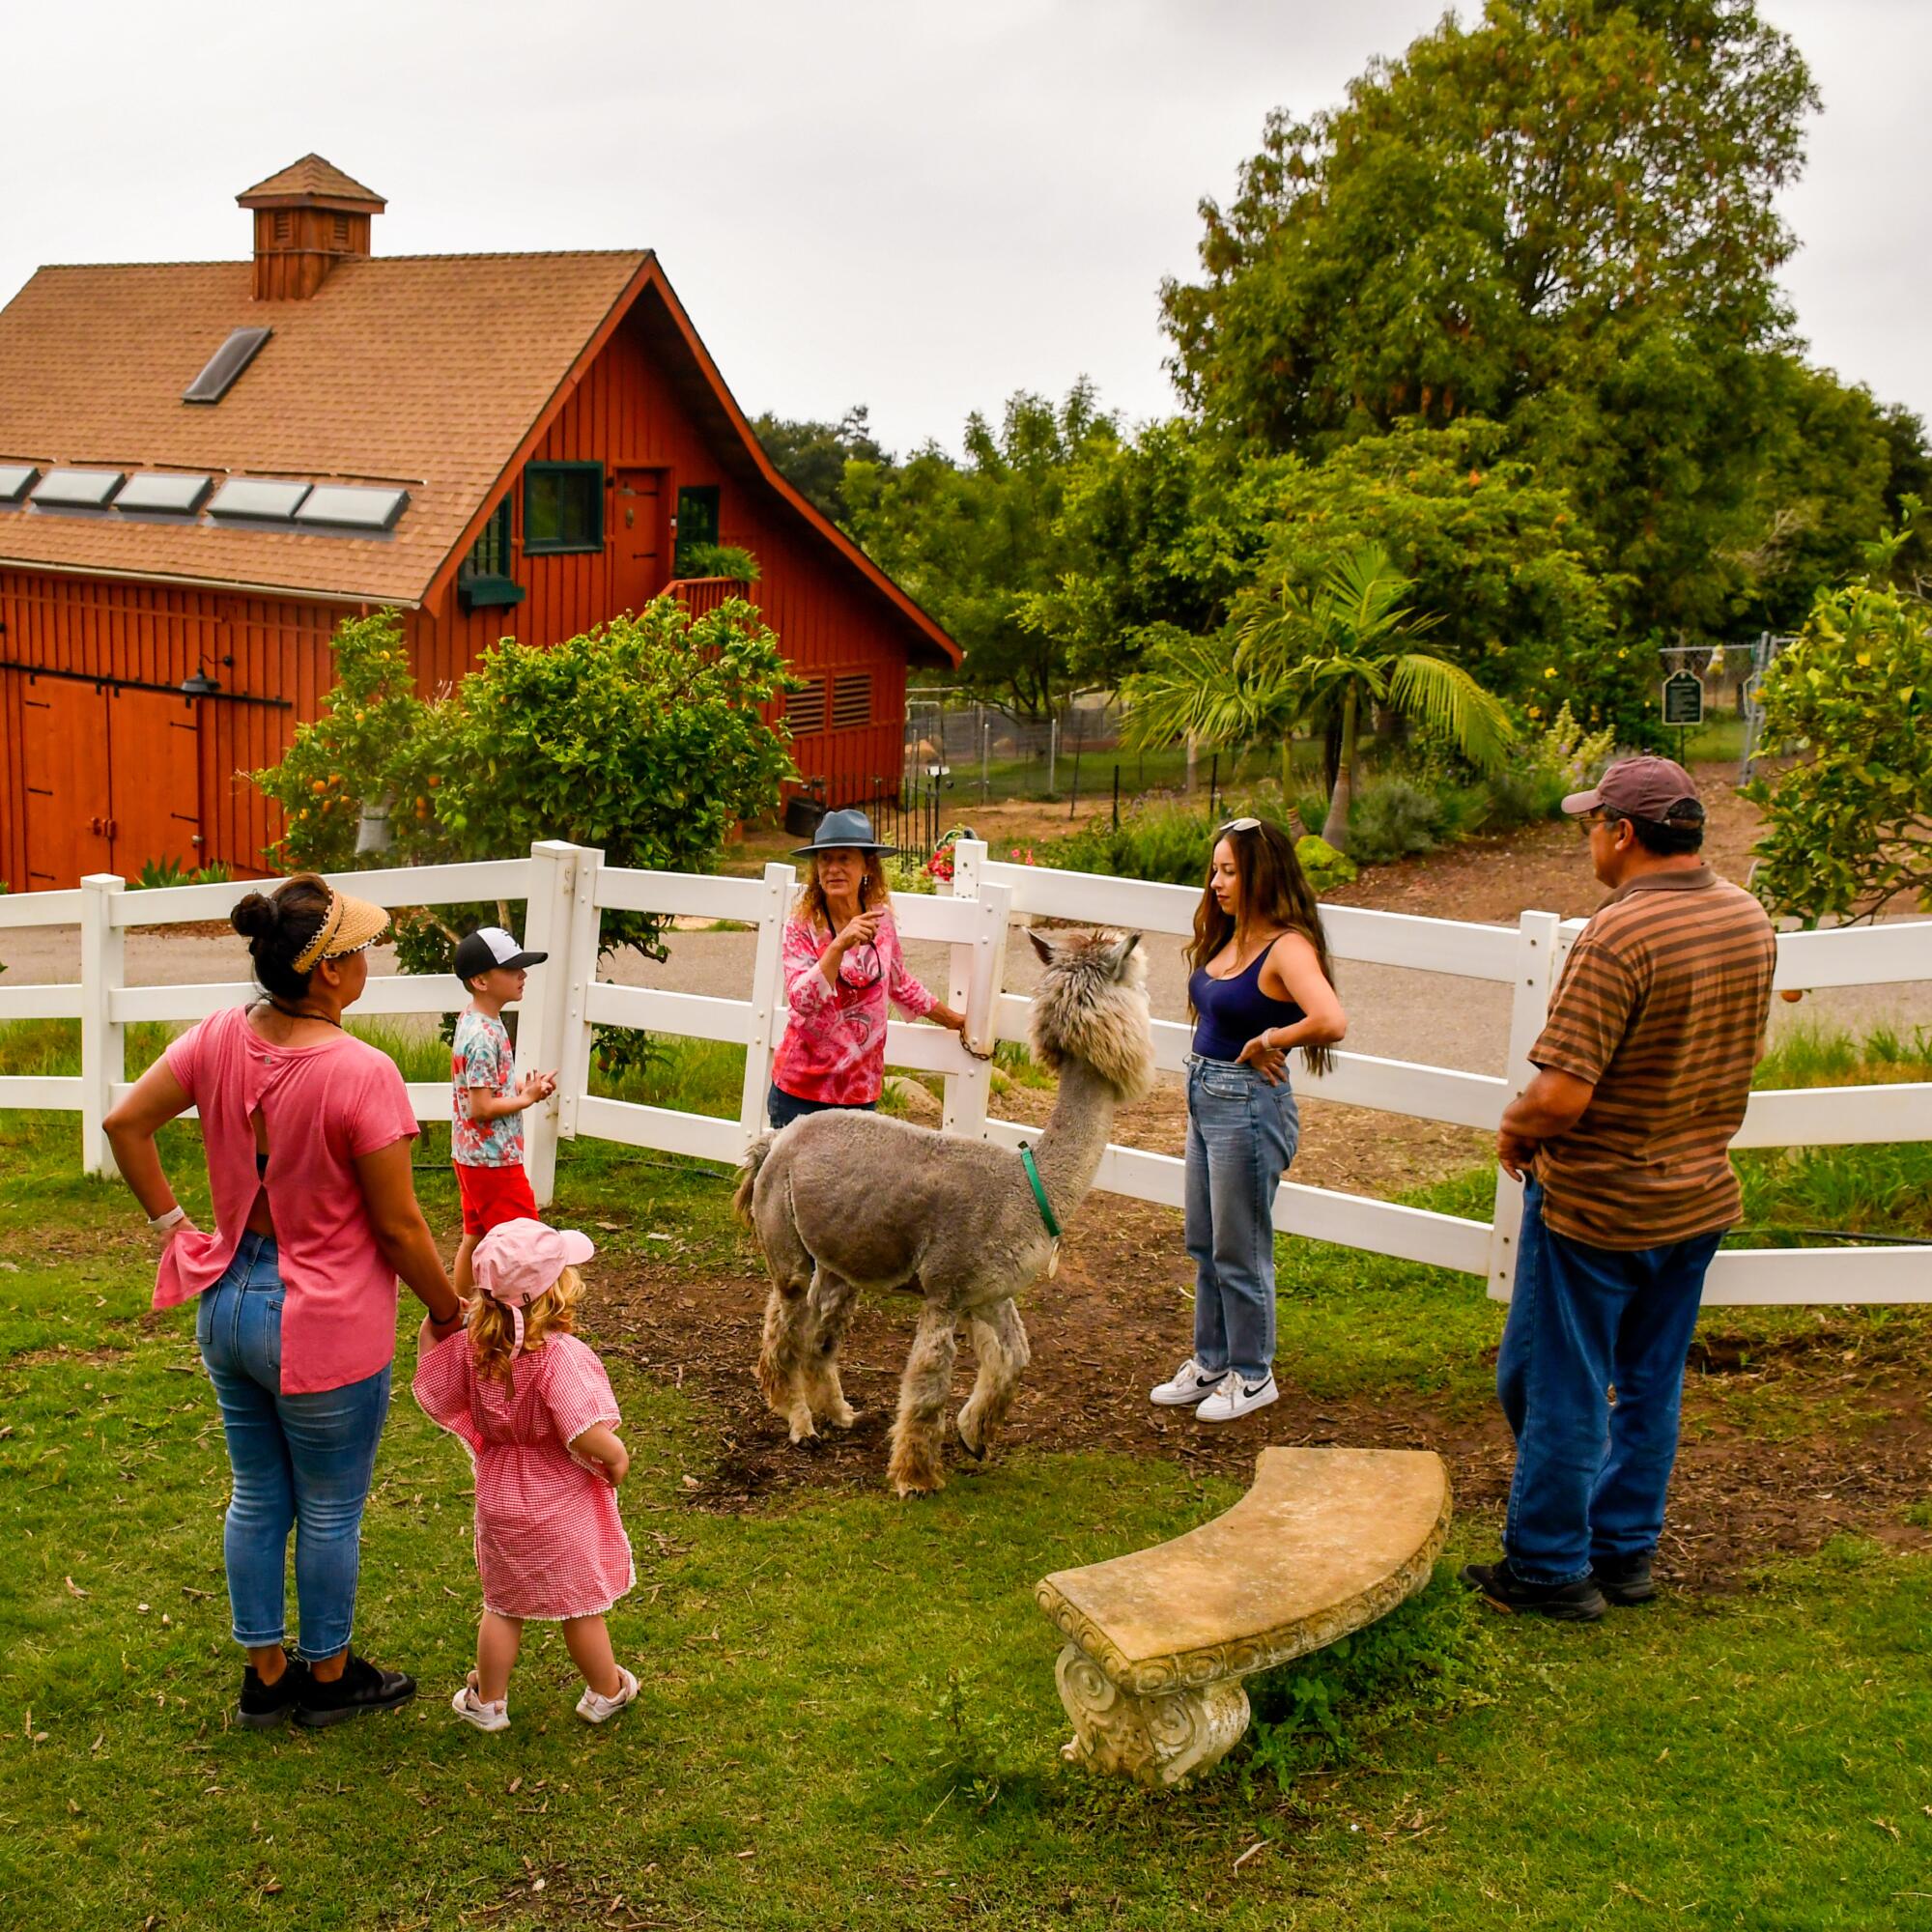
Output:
[1241, 1568, 1501, 1790]
[677, 541, 761, 582]
[1293, 835, 1357, 894]
[1347, 779, 1450, 863]
[132, 858, 232, 891]
[1040, 799, 1220, 885]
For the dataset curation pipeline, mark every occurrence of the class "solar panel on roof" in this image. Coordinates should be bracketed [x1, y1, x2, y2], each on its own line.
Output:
[0, 464, 38, 504]
[183, 327, 272, 405]
[116, 472, 213, 515]
[208, 477, 311, 522]
[294, 485, 410, 532]
[34, 469, 125, 508]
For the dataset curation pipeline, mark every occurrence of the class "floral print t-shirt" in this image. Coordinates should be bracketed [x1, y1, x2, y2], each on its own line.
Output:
[770, 908, 938, 1107]
[452, 1008, 523, 1168]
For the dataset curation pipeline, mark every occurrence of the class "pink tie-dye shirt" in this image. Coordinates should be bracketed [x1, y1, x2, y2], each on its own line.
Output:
[770, 909, 938, 1106]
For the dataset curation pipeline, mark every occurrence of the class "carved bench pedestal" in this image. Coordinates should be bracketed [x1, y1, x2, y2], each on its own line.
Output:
[1037, 1447, 1452, 1788]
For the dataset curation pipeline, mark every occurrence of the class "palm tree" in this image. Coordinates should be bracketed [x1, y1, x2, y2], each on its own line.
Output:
[1124, 544, 1516, 850]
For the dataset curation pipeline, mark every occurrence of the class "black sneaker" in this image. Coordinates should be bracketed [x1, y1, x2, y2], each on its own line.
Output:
[293, 1653, 417, 1728]
[236, 1658, 309, 1729]
[1590, 1552, 1658, 1606]
[1460, 1560, 1607, 1623]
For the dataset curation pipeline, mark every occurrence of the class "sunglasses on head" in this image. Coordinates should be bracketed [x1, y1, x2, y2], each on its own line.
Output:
[1218, 816, 1262, 834]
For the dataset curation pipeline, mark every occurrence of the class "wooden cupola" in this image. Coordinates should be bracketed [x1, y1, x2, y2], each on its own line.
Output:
[236, 155, 386, 301]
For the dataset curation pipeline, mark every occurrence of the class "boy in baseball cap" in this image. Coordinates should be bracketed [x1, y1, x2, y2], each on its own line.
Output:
[449, 927, 557, 1296]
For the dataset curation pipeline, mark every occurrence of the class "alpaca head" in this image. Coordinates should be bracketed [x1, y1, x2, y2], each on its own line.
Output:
[1024, 927, 1156, 1103]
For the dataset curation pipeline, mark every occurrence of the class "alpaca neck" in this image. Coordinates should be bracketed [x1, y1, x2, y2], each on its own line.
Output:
[1031, 1058, 1120, 1221]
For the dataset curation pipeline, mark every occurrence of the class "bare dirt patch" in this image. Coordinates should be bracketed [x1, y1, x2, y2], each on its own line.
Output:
[593, 1187, 1932, 1596]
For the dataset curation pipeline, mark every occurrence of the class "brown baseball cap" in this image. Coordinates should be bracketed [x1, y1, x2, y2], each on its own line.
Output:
[1562, 755, 1702, 821]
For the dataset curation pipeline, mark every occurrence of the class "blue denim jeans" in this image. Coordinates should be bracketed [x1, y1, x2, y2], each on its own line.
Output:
[766, 1085, 876, 1131]
[1183, 1055, 1301, 1385]
[1498, 1182, 1721, 1584]
[195, 1233, 391, 1659]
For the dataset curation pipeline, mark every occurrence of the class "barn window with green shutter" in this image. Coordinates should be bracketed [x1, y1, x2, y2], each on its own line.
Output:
[674, 485, 720, 573]
[525, 463, 604, 554]
[458, 498, 524, 611]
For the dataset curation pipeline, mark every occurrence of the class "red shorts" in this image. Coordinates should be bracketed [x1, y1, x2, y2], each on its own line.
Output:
[455, 1160, 539, 1237]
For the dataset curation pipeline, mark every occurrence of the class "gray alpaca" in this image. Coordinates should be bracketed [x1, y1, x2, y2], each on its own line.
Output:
[732, 926, 1155, 1497]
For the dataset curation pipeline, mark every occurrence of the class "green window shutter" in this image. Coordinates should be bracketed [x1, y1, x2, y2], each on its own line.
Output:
[674, 485, 721, 574]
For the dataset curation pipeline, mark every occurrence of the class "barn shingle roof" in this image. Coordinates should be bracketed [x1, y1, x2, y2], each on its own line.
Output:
[0, 250, 649, 604]
[238, 156, 386, 208]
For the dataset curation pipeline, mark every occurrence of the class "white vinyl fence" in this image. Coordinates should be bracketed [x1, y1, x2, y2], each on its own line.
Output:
[1, 839, 1927, 1307]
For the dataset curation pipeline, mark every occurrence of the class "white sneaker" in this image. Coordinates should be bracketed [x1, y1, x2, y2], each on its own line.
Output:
[1195, 1374, 1279, 1423]
[1150, 1357, 1228, 1406]
[576, 1664, 639, 1725]
[451, 1674, 509, 1732]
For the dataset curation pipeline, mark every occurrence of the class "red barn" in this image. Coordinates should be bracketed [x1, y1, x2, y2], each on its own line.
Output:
[0, 156, 955, 890]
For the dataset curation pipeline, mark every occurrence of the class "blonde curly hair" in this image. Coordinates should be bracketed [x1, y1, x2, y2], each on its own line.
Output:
[468, 1264, 584, 1383]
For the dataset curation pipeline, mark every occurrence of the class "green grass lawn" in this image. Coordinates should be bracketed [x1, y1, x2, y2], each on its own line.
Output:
[2, 1034, 1930, 1928]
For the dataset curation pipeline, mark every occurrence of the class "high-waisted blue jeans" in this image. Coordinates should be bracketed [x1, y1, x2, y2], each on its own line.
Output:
[195, 1233, 391, 1660]
[1184, 1055, 1301, 1385]
[1497, 1182, 1721, 1584]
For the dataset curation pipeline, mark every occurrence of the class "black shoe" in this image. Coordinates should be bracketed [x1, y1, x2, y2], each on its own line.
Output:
[236, 1658, 309, 1729]
[293, 1653, 417, 1728]
[1590, 1552, 1658, 1606]
[1460, 1560, 1607, 1623]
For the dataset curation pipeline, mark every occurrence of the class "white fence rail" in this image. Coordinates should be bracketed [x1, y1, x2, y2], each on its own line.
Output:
[0, 841, 1927, 1307]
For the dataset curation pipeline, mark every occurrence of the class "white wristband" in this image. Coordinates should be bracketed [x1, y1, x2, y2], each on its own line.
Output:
[148, 1206, 186, 1233]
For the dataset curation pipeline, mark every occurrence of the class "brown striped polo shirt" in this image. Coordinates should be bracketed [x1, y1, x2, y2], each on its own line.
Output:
[1529, 866, 1776, 1250]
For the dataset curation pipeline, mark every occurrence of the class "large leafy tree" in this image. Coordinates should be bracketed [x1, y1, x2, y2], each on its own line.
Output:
[1158, 0, 1864, 639]
[1125, 545, 1516, 848]
[843, 384, 1124, 714]
[752, 405, 891, 527]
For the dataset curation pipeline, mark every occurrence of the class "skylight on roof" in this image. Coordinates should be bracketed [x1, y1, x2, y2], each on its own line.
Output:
[116, 472, 213, 515]
[0, 464, 38, 504]
[207, 477, 310, 521]
[183, 327, 272, 406]
[294, 485, 410, 532]
[35, 469, 125, 508]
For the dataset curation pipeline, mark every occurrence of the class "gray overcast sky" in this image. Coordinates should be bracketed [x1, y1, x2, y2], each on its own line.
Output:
[4, 0, 1922, 456]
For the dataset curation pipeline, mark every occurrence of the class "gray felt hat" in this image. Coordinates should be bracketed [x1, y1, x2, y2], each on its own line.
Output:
[790, 807, 899, 857]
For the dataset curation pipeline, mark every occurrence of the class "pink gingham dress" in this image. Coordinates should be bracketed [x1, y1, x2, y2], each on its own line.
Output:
[770, 908, 938, 1106]
[413, 1329, 636, 1621]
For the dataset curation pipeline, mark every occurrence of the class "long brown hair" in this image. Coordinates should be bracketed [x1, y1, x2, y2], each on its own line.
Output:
[1185, 818, 1338, 1076]
[469, 1265, 584, 1383]
[793, 849, 893, 935]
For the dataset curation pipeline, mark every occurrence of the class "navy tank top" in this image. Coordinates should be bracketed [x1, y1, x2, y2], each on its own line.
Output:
[1189, 942, 1305, 1062]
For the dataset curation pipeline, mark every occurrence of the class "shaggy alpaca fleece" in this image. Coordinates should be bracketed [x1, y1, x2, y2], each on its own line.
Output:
[1026, 928, 1156, 1104]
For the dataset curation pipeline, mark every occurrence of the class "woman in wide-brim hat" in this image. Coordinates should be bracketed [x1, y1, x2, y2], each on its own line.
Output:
[767, 809, 971, 1129]
[103, 873, 466, 1732]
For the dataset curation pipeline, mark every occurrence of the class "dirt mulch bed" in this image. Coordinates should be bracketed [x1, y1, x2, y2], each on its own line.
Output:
[593, 1188, 1932, 1597]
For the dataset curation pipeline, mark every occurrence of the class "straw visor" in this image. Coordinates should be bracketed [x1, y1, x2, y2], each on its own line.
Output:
[290, 888, 391, 974]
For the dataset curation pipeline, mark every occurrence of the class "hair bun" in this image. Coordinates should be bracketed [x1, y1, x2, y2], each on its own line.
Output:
[231, 893, 277, 940]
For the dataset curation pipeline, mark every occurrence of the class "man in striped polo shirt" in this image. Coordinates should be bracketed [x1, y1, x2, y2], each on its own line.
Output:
[1463, 756, 1776, 1621]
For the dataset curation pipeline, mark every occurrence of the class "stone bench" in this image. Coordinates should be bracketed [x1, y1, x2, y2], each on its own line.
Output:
[1035, 1446, 1452, 1785]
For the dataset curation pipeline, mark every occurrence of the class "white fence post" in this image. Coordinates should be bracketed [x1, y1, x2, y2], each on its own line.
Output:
[942, 840, 1009, 1138]
[519, 840, 581, 1208]
[738, 863, 796, 1146]
[79, 872, 126, 1176]
[1486, 908, 1562, 1301]
[553, 846, 606, 1147]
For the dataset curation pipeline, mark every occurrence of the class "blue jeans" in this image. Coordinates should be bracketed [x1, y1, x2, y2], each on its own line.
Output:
[766, 1085, 876, 1131]
[195, 1233, 391, 1660]
[1184, 1055, 1301, 1385]
[1498, 1182, 1721, 1584]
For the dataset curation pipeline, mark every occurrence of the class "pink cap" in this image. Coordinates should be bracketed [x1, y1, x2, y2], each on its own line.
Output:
[472, 1218, 594, 1349]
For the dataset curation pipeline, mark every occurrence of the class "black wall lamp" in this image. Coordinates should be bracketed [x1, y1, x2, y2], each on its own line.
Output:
[180, 668, 221, 696]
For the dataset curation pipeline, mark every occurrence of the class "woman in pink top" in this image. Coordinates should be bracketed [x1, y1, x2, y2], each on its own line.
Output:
[104, 874, 466, 1732]
[767, 810, 970, 1128]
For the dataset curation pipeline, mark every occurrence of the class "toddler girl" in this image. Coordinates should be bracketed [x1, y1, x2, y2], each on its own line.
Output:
[413, 1217, 638, 1730]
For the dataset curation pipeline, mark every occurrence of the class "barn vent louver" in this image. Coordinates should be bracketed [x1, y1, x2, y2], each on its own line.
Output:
[183, 327, 272, 405]
[788, 679, 826, 736]
[832, 672, 872, 731]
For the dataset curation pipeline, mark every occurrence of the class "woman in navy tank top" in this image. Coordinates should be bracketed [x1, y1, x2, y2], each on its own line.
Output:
[1150, 817, 1347, 1422]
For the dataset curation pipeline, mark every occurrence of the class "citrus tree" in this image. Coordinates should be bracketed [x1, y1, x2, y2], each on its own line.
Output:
[255, 601, 794, 987]
[1124, 544, 1515, 850]
[1746, 511, 1932, 922]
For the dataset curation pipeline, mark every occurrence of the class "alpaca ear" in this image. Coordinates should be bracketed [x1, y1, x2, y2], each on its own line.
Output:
[1102, 931, 1142, 978]
[1027, 928, 1057, 966]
